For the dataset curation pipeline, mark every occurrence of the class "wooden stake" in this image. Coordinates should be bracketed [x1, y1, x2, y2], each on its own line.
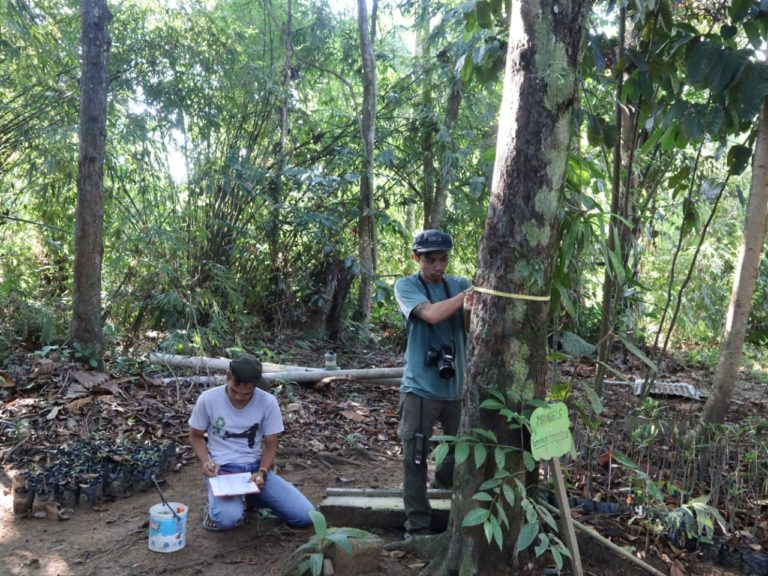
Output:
[549, 458, 583, 576]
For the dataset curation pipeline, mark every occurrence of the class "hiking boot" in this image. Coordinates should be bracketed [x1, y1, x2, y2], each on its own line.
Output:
[404, 528, 435, 541]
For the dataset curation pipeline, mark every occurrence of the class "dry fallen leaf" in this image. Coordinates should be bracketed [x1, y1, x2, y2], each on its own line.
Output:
[340, 410, 366, 422]
[30, 359, 60, 379]
[0, 370, 15, 387]
[70, 370, 109, 388]
[66, 396, 94, 412]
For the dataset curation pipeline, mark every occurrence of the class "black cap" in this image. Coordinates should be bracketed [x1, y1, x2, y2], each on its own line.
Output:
[412, 229, 453, 253]
[229, 353, 271, 392]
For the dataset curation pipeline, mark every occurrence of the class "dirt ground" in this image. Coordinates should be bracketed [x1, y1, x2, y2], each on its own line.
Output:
[0, 455, 416, 576]
[0, 456, 658, 576]
[0, 455, 749, 576]
[1, 355, 765, 576]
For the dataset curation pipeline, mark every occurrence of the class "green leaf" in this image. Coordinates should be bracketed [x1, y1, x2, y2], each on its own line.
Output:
[727, 144, 752, 176]
[479, 478, 502, 491]
[472, 491, 493, 501]
[476, 0, 493, 28]
[739, 65, 768, 121]
[494, 447, 506, 470]
[480, 146, 496, 163]
[472, 428, 498, 443]
[455, 442, 470, 466]
[433, 442, 450, 467]
[551, 545, 564, 570]
[489, 514, 503, 550]
[480, 399, 506, 411]
[483, 518, 494, 543]
[582, 381, 604, 415]
[460, 53, 474, 84]
[502, 483, 516, 508]
[586, 113, 603, 147]
[606, 242, 625, 285]
[462, 507, 490, 527]
[494, 499, 510, 528]
[309, 510, 327, 538]
[560, 331, 596, 357]
[535, 502, 558, 531]
[743, 20, 762, 50]
[527, 398, 549, 408]
[309, 552, 324, 576]
[612, 450, 639, 470]
[486, 389, 506, 403]
[686, 41, 718, 87]
[535, 533, 550, 557]
[474, 443, 487, 468]
[329, 532, 353, 555]
[523, 451, 536, 471]
[515, 520, 539, 552]
[729, 0, 752, 20]
[617, 334, 657, 373]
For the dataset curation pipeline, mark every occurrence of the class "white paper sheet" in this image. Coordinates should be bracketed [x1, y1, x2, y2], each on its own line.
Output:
[207, 472, 260, 496]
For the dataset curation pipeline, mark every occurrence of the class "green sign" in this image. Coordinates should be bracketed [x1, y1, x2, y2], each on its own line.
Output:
[530, 402, 572, 460]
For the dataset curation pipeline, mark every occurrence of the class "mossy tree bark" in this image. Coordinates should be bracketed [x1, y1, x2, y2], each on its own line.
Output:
[429, 1, 589, 574]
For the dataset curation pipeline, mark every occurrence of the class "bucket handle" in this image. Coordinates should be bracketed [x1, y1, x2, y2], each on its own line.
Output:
[151, 474, 181, 520]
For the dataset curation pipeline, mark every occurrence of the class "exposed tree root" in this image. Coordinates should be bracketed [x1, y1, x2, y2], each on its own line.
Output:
[384, 531, 449, 576]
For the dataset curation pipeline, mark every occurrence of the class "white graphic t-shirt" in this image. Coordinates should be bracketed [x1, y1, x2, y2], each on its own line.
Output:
[188, 386, 284, 465]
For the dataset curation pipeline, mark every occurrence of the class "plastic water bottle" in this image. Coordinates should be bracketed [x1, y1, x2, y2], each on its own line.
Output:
[324, 351, 339, 370]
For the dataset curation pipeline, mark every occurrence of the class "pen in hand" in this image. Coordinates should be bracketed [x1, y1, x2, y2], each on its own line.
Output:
[203, 459, 220, 477]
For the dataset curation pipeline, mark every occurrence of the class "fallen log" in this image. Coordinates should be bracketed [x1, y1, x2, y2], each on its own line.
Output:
[149, 353, 323, 373]
[149, 353, 404, 384]
[263, 367, 403, 383]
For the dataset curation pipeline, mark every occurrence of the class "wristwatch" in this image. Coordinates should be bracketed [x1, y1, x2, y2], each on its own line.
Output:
[258, 468, 269, 481]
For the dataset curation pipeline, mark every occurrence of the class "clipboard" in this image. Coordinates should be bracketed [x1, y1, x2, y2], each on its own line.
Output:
[208, 472, 260, 497]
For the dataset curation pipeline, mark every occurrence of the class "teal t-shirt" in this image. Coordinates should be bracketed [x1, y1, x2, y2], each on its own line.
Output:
[394, 273, 470, 401]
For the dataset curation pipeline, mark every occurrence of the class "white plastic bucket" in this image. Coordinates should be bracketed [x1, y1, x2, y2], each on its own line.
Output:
[148, 502, 188, 553]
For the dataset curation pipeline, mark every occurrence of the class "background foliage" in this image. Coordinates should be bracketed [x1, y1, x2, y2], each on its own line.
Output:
[1, 0, 766, 366]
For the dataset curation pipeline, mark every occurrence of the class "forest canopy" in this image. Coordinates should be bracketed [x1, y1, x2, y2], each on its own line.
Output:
[1, 0, 767, 369]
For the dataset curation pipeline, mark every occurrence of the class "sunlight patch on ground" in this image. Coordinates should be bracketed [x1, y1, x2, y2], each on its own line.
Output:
[0, 491, 70, 575]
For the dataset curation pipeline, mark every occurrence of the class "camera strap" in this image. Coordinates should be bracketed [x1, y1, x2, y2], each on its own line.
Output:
[416, 274, 455, 350]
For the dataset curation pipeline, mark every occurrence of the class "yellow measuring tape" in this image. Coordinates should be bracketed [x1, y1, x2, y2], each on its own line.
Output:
[473, 286, 550, 302]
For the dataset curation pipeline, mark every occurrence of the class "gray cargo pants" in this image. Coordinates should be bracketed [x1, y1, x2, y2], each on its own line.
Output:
[398, 392, 461, 532]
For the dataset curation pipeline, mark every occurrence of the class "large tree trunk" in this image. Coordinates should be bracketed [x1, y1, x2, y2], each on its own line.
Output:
[436, 1, 589, 574]
[72, 0, 111, 366]
[701, 98, 768, 425]
[354, 0, 378, 327]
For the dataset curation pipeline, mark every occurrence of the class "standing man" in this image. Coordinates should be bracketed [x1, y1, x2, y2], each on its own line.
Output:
[394, 229, 473, 538]
[188, 353, 314, 531]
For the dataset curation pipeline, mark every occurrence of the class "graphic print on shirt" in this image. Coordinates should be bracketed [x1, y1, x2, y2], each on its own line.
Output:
[213, 416, 225, 437]
[222, 422, 261, 448]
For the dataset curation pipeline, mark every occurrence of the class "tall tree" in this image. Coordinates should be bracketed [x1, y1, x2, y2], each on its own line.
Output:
[434, 0, 589, 574]
[72, 0, 111, 365]
[701, 98, 768, 426]
[354, 0, 379, 327]
[416, 0, 437, 229]
[267, 0, 294, 306]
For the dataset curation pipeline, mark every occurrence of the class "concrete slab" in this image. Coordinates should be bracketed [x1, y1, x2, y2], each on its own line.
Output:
[319, 494, 451, 530]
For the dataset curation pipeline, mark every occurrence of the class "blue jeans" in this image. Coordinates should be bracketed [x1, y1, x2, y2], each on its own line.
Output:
[206, 462, 314, 529]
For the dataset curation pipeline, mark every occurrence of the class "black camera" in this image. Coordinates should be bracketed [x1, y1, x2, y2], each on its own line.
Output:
[426, 345, 456, 379]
